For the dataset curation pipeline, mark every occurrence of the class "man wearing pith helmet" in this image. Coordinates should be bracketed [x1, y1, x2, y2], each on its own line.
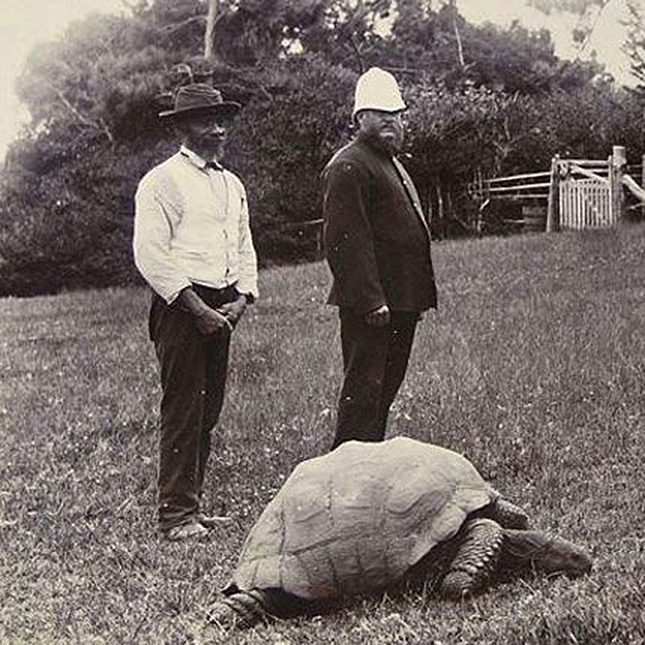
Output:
[322, 67, 437, 449]
[133, 83, 258, 540]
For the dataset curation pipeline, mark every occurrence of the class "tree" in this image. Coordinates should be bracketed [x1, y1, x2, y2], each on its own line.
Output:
[205, 0, 219, 60]
[288, 0, 393, 71]
[527, 0, 611, 53]
[624, 0, 645, 89]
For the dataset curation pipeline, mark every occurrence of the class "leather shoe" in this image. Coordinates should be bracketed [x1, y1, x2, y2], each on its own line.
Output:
[197, 512, 232, 528]
[163, 520, 209, 541]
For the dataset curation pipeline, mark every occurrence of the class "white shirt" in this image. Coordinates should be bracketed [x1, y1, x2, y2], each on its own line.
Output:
[133, 146, 258, 304]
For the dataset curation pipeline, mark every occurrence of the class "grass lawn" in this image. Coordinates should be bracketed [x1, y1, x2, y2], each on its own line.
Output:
[1, 224, 644, 644]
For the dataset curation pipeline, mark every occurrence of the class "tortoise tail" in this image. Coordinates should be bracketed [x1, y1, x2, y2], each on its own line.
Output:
[207, 589, 272, 630]
[440, 518, 504, 600]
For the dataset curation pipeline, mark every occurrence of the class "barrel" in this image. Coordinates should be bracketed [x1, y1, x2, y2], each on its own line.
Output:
[522, 205, 547, 233]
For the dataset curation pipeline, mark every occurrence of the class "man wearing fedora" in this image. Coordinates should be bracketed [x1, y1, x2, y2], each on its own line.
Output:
[322, 67, 437, 450]
[133, 83, 258, 540]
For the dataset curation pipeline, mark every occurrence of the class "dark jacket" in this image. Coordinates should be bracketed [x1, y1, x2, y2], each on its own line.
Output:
[322, 135, 437, 314]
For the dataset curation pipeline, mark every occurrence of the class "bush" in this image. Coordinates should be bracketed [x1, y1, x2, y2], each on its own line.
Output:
[227, 56, 356, 263]
[0, 139, 173, 296]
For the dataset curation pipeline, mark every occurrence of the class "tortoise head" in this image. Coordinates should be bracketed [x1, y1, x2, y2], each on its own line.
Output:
[502, 529, 592, 578]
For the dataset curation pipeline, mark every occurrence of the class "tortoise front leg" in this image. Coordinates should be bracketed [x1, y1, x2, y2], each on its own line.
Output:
[440, 518, 504, 599]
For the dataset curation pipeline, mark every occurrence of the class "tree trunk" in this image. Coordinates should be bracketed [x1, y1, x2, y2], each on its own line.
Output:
[204, 0, 219, 62]
[449, 0, 465, 69]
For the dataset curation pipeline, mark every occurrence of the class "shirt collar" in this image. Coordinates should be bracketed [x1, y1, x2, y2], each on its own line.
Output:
[180, 145, 224, 171]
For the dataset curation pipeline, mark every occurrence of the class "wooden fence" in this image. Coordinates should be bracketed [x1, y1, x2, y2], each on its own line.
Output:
[469, 167, 551, 233]
[470, 145, 645, 234]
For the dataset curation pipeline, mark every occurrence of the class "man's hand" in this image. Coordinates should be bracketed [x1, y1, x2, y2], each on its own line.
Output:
[217, 296, 247, 328]
[177, 288, 233, 337]
[194, 307, 233, 336]
[365, 304, 390, 327]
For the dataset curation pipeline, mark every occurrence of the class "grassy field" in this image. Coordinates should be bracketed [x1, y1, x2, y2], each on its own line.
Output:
[1, 224, 644, 644]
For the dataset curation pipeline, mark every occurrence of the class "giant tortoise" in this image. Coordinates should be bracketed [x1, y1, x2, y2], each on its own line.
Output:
[208, 437, 592, 629]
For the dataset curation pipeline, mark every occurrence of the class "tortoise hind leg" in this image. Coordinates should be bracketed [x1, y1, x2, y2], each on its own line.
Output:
[440, 518, 504, 600]
[207, 588, 310, 630]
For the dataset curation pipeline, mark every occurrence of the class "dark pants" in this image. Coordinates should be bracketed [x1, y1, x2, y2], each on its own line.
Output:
[332, 309, 419, 449]
[149, 284, 238, 531]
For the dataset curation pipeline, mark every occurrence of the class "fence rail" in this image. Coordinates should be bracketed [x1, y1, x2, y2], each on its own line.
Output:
[469, 146, 645, 234]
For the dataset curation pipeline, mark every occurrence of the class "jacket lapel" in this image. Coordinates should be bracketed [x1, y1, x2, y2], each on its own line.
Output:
[392, 157, 430, 235]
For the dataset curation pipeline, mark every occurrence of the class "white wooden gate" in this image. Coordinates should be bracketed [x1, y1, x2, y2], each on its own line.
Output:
[550, 150, 626, 232]
[559, 177, 614, 230]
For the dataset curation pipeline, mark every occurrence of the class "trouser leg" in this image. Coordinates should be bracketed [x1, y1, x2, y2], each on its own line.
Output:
[196, 332, 230, 498]
[155, 335, 208, 531]
[374, 312, 418, 435]
[332, 309, 419, 449]
[333, 309, 388, 448]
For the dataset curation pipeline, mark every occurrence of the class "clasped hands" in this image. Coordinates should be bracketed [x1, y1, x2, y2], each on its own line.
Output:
[195, 297, 246, 336]
[178, 287, 247, 338]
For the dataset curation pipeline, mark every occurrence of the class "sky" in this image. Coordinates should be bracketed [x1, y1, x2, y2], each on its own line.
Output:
[0, 0, 126, 157]
[0, 0, 639, 158]
[460, 0, 636, 84]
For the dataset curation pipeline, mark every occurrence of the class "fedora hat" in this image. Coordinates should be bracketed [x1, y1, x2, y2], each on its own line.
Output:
[353, 67, 407, 119]
[159, 83, 241, 120]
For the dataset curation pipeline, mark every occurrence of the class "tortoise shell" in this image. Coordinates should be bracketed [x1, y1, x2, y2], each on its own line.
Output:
[231, 437, 494, 600]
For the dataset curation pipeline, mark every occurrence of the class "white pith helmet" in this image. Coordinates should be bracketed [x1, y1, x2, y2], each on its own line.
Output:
[353, 67, 407, 119]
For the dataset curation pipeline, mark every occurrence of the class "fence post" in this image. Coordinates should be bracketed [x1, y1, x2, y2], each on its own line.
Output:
[316, 222, 324, 259]
[610, 145, 626, 225]
[546, 154, 560, 232]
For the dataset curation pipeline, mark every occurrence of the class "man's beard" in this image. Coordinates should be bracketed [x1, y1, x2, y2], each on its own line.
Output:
[376, 129, 404, 155]
[384, 130, 404, 154]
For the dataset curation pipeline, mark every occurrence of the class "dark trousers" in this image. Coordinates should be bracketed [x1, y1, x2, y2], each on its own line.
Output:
[332, 309, 419, 449]
[149, 285, 238, 531]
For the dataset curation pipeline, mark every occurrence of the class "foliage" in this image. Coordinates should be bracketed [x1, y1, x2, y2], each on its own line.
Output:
[460, 21, 600, 93]
[2, 226, 645, 642]
[527, 0, 612, 50]
[527, 0, 608, 15]
[380, 1, 602, 92]
[0, 0, 641, 295]
[228, 56, 357, 262]
[14, 13, 176, 148]
[531, 85, 645, 159]
[296, 0, 393, 69]
[402, 83, 534, 233]
[215, 0, 328, 66]
[624, 0, 645, 91]
[399, 81, 644, 235]
[0, 143, 171, 295]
